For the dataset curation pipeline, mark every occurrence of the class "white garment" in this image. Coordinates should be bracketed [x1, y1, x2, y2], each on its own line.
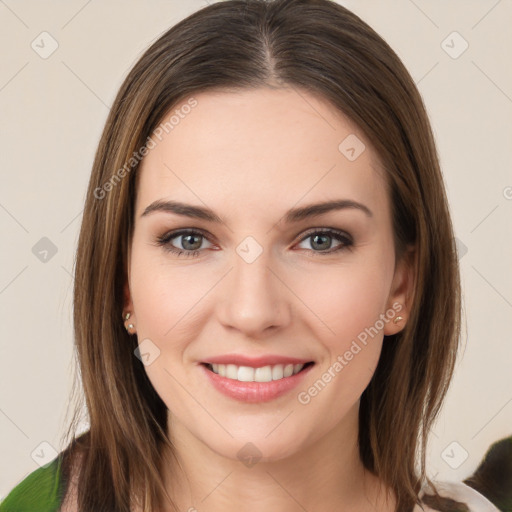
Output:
[413, 481, 500, 512]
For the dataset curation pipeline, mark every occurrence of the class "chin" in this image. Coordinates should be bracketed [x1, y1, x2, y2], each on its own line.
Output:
[198, 425, 312, 465]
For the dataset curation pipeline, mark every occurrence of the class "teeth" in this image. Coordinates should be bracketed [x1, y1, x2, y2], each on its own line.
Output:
[238, 366, 254, 382]
[272, 365, 284, 380]
[226, 364, 238, 380]
[254, 366, 272, 382]
[209, 362, 306, 382]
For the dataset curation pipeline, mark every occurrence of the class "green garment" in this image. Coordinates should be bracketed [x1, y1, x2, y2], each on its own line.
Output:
[0, 456, 65, 512]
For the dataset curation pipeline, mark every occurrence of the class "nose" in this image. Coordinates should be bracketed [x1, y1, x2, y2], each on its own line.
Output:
[216, 251, 291, 338]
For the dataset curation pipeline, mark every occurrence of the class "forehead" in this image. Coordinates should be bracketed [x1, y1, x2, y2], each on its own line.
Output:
[136, 87, 388, 218]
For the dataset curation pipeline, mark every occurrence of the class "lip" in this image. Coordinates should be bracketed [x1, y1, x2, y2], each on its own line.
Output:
[201, 354, 313, 367]
[199, 361, 315, 403]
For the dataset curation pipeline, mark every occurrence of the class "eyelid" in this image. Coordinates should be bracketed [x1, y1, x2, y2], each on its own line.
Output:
[156, 227, 216, 248]
[295, 227, 353, 244]
[293, 227, 353, 255]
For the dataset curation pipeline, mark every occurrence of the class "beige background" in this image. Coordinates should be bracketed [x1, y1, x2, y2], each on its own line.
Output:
[1, 0, 511, 499]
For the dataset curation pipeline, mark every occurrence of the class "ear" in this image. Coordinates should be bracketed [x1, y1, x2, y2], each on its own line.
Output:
[122, 247, 137, 334]
[383, 246, 416, 336]
[123, 281, 134, 312]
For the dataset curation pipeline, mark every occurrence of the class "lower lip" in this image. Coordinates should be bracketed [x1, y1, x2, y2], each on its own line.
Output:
[199, 363, 314, 403]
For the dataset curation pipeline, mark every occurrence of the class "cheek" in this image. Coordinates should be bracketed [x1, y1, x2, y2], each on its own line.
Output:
[128, 247, 210, 412]
[292, 254, 394, 406]
[294, 258, 393, 345]
[129, 246, 213, 341]
[293, 272, 388, 424]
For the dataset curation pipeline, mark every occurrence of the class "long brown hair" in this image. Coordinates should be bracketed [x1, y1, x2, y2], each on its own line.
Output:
[60, 1, 461, 510]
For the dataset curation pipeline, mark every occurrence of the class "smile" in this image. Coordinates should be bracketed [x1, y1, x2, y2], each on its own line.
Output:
[200, 361, 315, 403]
[205, 362, 313, 382]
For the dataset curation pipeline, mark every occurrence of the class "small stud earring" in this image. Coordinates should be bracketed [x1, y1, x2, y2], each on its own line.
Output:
[393, 316, 404, 324]
[123, 312, 135, 333]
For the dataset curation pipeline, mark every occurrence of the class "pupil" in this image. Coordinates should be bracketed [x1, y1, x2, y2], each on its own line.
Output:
[182, 234, 201, 250]
[312, 234, 331, 250]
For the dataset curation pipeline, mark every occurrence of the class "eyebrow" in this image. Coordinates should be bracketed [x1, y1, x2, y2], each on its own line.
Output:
[141, 199, 372, 223]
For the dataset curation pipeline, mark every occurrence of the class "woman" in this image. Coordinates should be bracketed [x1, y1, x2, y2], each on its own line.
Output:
[0, 0, 499, 511]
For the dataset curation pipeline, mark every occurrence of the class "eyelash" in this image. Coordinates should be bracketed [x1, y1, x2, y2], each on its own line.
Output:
[155, 228, 353, 258]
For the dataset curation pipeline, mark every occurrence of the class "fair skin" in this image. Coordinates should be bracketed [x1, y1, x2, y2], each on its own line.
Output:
[122, 87, 414, 512]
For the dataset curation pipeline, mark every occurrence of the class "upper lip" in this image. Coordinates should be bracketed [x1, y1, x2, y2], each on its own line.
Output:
[201, 354, 314, 368]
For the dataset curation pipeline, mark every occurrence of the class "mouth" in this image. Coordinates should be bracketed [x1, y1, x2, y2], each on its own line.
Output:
[200, 360, 315, 402]
[201, 361, 315, 383]
[199, 353, 316, 403]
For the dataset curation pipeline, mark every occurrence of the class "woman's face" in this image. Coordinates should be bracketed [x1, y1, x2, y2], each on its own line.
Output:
[126, 87, 412, 462]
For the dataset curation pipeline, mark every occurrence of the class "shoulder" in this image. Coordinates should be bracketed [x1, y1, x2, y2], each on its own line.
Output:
[0, 456, 66, 512]
[413, 481, 501, 512]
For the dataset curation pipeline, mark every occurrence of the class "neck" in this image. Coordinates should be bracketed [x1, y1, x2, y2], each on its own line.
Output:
[160, 404, 395, 512]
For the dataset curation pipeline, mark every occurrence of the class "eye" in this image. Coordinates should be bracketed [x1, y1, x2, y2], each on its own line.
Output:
[295, 228, 353, 255]
[155, 229, 214, 258]
[155, 227, 353, 258]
